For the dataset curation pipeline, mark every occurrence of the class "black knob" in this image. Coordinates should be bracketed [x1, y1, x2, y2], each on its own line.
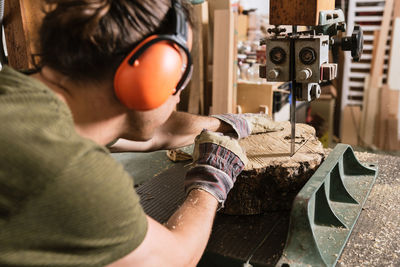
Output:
[269, 47, 287, 64]
[299, 47, 317, 65]
[341, 25, 363, 61]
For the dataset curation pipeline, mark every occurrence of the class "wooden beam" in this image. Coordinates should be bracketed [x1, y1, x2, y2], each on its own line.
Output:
[387, 116, 400, 150]
[376, 85, 399, 148]
[211, 8, 235, 114]
[341, 105, 361, 147]
[388, 18, 400, 90]
[387, 0, 400, 90]
[270, 0, 335, 26]
[236, 82, 277, 115]
[4, 0, 44, 70]
[360, 0, 394, 146]
[186, 3, 206, 115]
[4, 0, 30, 69]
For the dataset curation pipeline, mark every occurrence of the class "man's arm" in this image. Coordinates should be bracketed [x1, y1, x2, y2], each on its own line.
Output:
[109, 111, 232, 152]
[108, 130, 248, 267]
[107, 189, 218, 267]
[110, 112, 281, 152]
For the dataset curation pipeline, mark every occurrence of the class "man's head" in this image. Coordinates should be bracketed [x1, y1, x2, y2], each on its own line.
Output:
[40, 0, 192, 81]
[39, 0, 193, 141]
[113, 0, 193, 111]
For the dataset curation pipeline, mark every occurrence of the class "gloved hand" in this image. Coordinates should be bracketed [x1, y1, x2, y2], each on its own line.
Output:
[184, 130, 248, 207]
[212, 113, 283, 139]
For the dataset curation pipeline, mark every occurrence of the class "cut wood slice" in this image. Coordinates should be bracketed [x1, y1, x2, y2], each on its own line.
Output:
[221, 122, 325, 215]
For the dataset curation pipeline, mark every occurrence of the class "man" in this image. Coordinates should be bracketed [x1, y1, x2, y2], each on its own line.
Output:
[0, 0, 276, 266]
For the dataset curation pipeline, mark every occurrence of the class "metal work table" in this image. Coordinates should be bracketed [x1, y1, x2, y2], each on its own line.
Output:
[112, 150, 400, 266]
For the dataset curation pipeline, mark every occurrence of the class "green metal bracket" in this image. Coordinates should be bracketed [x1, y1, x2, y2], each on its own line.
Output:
[189, 0, 204, 4]
[276, 144, 378, 267]
[315, 9, 346, 37]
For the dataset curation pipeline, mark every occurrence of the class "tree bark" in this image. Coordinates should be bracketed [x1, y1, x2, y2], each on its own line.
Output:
[221, 122, 324, 215]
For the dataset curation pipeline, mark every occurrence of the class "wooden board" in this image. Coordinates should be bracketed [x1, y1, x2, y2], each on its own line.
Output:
[361, 0, 394, 146]
[341, 105, 361, 147]
[211, 8, 235, 114]
[237, 14, 248, 42]
[387, 116, 400, 150]
[374, 0, 400, 147]
[388, 18, 400, 90]
[222, 122, 324, 215]
[376, 85, 400, 148]
[236, 82, 277, 115]
[186, 3, 206, 115]
[269, 0, 335, 26]
[4, 0, 44, 70]
[310, 93, 336, 147]
[206, 0, 230, 66]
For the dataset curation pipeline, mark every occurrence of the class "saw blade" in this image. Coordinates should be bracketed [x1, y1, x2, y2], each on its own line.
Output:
[290, 83, 296, 157]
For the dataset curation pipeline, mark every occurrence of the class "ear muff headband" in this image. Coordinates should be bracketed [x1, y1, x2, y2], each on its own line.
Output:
[113, 0, 193, 111]
[114, 35, 188, 110]
[126, 34, 193, 94]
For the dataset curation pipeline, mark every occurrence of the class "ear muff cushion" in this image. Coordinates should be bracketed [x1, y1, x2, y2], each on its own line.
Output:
[114, 39, 183, 110]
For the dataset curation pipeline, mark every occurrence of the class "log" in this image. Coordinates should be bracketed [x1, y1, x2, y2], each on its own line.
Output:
[221, 122, 324, 215]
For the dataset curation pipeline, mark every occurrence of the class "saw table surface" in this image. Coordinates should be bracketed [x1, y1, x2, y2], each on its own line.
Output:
[112, 150, 400, 266]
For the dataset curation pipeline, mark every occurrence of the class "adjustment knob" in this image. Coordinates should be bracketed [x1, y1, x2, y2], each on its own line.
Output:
[267, 69, 280, 80]
[341, 25, 363, 61]
[298, 68, 312, 81]
[310, 84, 321, 100]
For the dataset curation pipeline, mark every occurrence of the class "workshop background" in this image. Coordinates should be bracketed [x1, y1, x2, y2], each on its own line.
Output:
[1, 0, 399, 154]
[1, 1, 400, 266]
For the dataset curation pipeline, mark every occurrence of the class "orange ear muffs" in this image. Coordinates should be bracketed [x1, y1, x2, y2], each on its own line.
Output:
[114, 36, 184, 110]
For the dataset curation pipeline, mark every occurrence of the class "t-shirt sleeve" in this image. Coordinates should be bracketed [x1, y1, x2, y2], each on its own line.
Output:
[17, 146, 148, 266]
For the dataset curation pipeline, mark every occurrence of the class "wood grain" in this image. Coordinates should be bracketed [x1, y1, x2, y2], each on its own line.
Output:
[211, 8, 235, 114]
[4, 0, 44, 70]
[222, 122, 324, 215]
[236, 82, 277, 115]
[341, 105, 361, 146]
[270, 0, 335, 26]
[186, 3, 205, 115]
[388, 18, 400, 90]
[361, 0, 394, 146]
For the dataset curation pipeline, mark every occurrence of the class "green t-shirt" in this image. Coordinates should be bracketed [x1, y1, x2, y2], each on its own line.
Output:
[0, 66, 148, 266]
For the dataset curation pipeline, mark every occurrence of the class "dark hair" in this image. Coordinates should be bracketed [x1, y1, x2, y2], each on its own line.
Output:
[39, 0, 192, 83]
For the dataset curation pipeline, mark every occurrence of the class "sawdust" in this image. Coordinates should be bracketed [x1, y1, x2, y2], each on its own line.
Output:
[337, 153, 400, 266]
[240, 122, 324, 170]
[166, 149, 193, 162]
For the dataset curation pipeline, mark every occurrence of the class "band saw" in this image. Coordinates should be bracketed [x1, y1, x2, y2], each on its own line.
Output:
[113, 1, 395, 266]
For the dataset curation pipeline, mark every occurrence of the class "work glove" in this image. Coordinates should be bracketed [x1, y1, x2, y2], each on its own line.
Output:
[212, 113, 283, 139]
[184, 130, 248, 207]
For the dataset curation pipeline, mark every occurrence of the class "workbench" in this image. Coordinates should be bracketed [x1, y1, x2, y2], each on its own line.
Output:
[111, 149, 400, 266]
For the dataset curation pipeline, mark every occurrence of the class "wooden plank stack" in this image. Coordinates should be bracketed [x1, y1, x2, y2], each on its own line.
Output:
[374, 0, 400, 150]
[342, 0, 400, 151]
[360, 0, 394, 147]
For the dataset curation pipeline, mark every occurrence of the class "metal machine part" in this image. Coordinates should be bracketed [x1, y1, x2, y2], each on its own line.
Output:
[295, 35, 330, 84]
[260, 9, 363, 156]
[263, 37, 290, 82]
[338, 25, 363, 62]
[0, 0, 6, 69]
[127, 144, 381, 267]
[277, 144, 377, 267]
[298, 82, 321, 102]
[316, 9, 346, 36]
